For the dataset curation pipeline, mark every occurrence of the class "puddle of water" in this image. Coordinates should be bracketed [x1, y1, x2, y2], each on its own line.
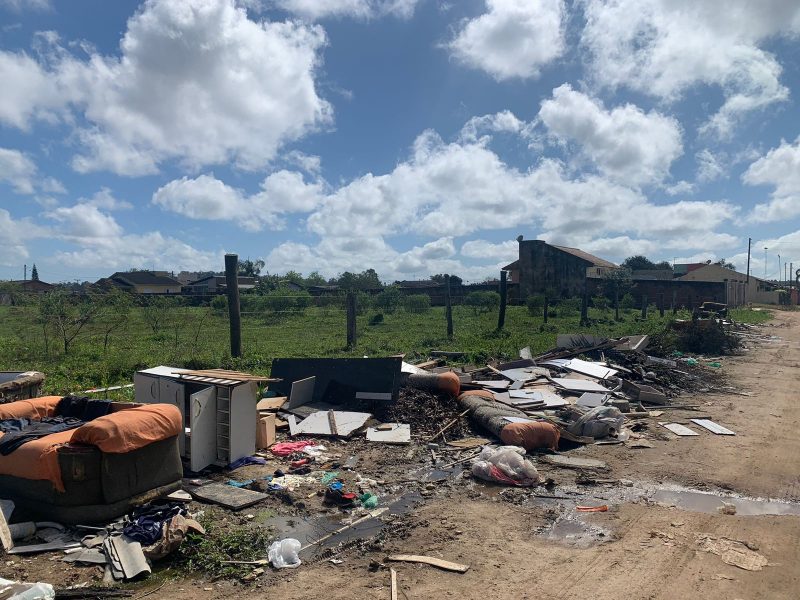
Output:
[543, 514, 610, 548]
[264, 492, 422, 557]
[651, 488, 800, 516]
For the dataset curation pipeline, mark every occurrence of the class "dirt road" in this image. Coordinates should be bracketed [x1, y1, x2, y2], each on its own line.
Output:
[9, 312, 800, 599]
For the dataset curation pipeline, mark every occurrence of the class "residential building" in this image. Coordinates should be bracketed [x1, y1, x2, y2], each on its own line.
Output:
[184, 275, 256, 295]
[676, 263, 780, 305]
[97, 271, 183, 294]
[7, 280, 54, 293]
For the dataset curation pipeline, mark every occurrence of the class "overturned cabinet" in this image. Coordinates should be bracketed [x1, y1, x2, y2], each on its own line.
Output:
[134, 366, 262, 471]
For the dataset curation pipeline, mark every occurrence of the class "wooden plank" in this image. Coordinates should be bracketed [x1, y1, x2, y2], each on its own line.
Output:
[660, 422, 699, 436]
[690, 419, 735, 435]
[366, 424, 411, 444]
[0, 503, 13, 552]
[257, 396, 287, 411]
[189, 483, 267, 510]
[390, 568, 398, 600]
[327, 410, 338, 436]
[385, 554, 470, 573]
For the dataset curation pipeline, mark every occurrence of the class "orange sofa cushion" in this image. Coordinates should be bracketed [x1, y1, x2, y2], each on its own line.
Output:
[71, 404, 182, 454]
[0, 396, 61, 420]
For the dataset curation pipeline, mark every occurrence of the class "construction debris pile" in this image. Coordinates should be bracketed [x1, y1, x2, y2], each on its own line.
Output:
[0, 322, 759, 595]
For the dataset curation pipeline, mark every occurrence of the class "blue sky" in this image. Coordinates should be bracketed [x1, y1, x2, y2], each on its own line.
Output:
[1, 0, 800, 284]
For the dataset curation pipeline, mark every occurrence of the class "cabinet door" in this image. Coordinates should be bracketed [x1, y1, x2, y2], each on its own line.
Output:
[159, 379, 186, 455]
[133, 374, 160, 404]
[228, 382, 257, 464]
[189, 386, 217, 472]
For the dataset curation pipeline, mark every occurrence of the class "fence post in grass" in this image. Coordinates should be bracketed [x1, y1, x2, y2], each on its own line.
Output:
[641, 294, 648, 319]
[224, 253, 242, 358]
[346, 291, 357, 349]
[580, 280, 589, 326]
[543, 295, 549, 324]
[445, 275, 454, 339]
[658, 293, 665, 317]
[614, 286, 620, 321]
[497, 271, 507, 331]
[672, 290, 677, 315]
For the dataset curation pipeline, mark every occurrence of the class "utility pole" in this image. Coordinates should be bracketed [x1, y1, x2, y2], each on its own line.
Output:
[23, 264, 26, 282]
[224, 253, 242, 358]
[764, 247, 768, 278]
[745, 238, 751, 304]
[778, 254, 781, 283]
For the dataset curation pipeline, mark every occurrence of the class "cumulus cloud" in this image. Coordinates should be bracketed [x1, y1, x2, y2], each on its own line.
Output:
[0, 147, 65, 196]
[460, 239, 518, 261]
[459, 110, 535, 144]
[0, 0, 331, 175]
[581, 0, 800, 136]
[538, 84, 683, 186]
[0, 0, 51, 12]
[448, 0, 565, 80]
[744, 137, 800, 222]
[696, 149, 727, 183]
[0, 209, 45, 266]
[152, 171, 324, 231]
[272, 0, 419, 20]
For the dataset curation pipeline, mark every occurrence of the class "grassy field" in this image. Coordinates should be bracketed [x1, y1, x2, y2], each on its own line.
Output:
[0, 303, 772, 396]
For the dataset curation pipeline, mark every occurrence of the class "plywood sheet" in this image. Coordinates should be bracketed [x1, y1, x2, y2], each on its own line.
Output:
[660, 422, 699, 436]
[691, 419, 735, 435]
[190, 483, 267, 510]
[551, 378, 608, 393]
[293, 411, 372, 437]
[576, 392, 608, 407]
[366, 423, 411, 444]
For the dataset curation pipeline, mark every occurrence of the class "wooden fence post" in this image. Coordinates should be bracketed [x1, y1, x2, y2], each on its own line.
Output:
[497, 271, 507, 331]
[580, 280, 589, 326]
[346, 291, 357, 349]
[445, 275, 453, 339]
[614, 287, 619, 321]
[658, 293, 665, 317]
[641, 294, 648, 319]
[543, 295, 549, 324]
[224, 253, 242, 358]
[672, 290, 677, 315]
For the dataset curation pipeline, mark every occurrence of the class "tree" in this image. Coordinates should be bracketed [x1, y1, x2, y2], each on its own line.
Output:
[465, 291, 501, 314]
[715, 258, 736, 270]
[333, 269, 382, 290]
[621, 255, 657, 270]
[600, 268, 633, 320]
[654, 261, 673, 270]
[31, 264, 39, 281]
[142, 296, 179, 333]
[238, 258, 265, 277]
[304, 271, 327, 286]
[374, 286, 402, 314]
[38, 291, 100, 355]
[430, 274, 463, 286]
[97, 289, 132, 351]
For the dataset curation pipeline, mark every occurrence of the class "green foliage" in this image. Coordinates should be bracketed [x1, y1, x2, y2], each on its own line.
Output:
[465, 291, 500, 314]
[237, 258, 264, 277]
[333, 269, 382, 290]
[622, 255, 657, 270]
[403, 294, 431, 314]
[31, 264, 39, 281]
[369, 312, 384, 325]
[38, 291, 101, 355]
[558, 297, 581, 316]
[592, 295, 610, 311]
[141, 296, 180, 333]
[374, 286, 402, 314]
[620, 293, 636, 310]
[430, 273, 463, 286]
[243, 287, 312, 316]
[526, 294, 545, 315]
[210, 295, 227, 314]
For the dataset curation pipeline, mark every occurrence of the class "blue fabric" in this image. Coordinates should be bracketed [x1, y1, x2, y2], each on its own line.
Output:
[228, 455, 267, 470]
[123, 503, 184, 546]
[0, 416, 83, 455]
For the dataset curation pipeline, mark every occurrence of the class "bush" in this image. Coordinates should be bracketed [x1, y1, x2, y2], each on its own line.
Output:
[592, 296, 609, 311]
[558, 297, 581, 316]
[404, 294, 431, 314]
[620, 293, 636, 310]
[526, 294, 545, 315]
[374, 286, 402, 314]
[465, 291, 500, 314]
[369, 313, 384, 325]
[210, 295, 227, 314]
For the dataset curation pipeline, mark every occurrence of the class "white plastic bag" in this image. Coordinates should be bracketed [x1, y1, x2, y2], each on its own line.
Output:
[471, 445, 540, 486]
[0, 578, 55, 600]
[268, 538, 302, 569]
[567, 406, 624, 438]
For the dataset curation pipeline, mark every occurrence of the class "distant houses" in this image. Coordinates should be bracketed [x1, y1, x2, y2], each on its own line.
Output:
[95, 271, 183, 294]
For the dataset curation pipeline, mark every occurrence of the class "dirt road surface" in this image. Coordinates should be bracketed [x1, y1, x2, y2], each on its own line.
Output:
[8, 312, 800, 599]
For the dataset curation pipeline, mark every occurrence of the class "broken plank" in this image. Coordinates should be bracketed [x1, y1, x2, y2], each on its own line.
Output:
[660, 422, 699, 436]
[390, 568, 398, 600]
[189, 482, 267, 510]
[690, 419, 735, 435]
[385, 554, 470, 573]
[541, 455, 608, 470]
[366, 423, 411, 444]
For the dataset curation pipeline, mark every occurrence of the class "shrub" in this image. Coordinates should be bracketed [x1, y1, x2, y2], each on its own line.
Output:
[526, 294, 545, 315]
[465, 291, 500, 314]
[558, 297, 581, 316]
[404, 294, 431, 313]
[210, 295, 227, 314]
[374, 287, 402, 314]
[369, 313, 384, 325]
[592, 296, 609, 311]
[620, 293, 636, 310]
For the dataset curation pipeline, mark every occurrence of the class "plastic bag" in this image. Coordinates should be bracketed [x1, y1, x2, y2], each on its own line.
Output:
[0, 578, 55, 600]
[268, 538, 302, 569]
[567, 406, 624, 439]
[471, 445, 540, 486]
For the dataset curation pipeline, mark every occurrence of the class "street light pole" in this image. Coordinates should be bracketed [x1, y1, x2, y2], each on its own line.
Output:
[764, 247, 768, 278]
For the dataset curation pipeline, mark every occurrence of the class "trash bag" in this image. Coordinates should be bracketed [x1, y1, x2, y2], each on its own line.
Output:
[567, 406, 624, 439]
[268, 538, 302, 569]
[0, 578, 54, 600]
[471, 446, 540, 486]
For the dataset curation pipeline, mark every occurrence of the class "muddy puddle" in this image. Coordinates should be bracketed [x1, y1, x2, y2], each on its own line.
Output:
[649, 486, 800, 516]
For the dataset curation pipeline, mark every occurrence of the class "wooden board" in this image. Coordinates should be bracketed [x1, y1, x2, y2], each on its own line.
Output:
[292, 411, 372, 437]
[257, 396, 287, 411]
[690, 419, 735, 435]
[189, 483, 267, 510]
[366, 423, 411, 444]
[660, 422, 699, 436]
[386, 554, 470, 573]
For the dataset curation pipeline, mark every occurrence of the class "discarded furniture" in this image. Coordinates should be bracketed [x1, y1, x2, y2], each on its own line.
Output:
[0, 371, 44, 404]
[0, 397, 182, 523]
[134, 366, 261, 471]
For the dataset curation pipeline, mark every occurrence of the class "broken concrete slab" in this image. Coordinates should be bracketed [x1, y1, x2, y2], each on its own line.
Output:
[292, 411, 372, 437]
[551, 378, 609, 393]
[576, 392, 608, 408]
[541, 455, 608, 470]
[543, 358, 618, 380]
[366, 423, 411, 444]
[622, 380, 668, 405]
[189, 482, 268, 510]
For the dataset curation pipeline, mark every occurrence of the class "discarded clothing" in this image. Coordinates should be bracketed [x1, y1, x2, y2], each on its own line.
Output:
[228, 455, 267, 470]
[123, 503, 184, 546]
[270, 440, 315, 457]
[55, 395, 112, 421]
[0, 416, 83, 455]
[500, 421, 560, 451]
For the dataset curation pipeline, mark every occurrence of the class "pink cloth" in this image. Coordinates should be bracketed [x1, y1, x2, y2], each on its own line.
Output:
[270, 440, 315, 457]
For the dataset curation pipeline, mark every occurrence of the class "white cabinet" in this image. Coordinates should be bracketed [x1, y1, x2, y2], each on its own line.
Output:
[159, 378, 186, 455]
[189, 386, 217, 472]
[133, 373, 160, 404]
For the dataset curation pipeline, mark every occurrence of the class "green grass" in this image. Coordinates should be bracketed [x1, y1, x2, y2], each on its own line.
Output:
[729, 307, 774, 324]
[0, 303, 772, 395]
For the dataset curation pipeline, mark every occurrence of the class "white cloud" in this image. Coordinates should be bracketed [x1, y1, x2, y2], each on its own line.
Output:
[0, 209, 45, 266]
[538, 84, 683, 186]
[1, 0, 332, 175]
[696, 149, 727, 183]
[664, 181, 695, 196]
[0, 147, 65, 196]
[744, 137, 800, 222]
[152, 171, 324, 231]
[460, 239, 517, 261]
[581, 0, 800, 136]
[272, 0, 419, 20]
[459, 110, 534, 144]
[0, 0, 51, 12]
[448, 0, 565, 80]
[46, 203, 123, 241]
[80, 188, 133, 211]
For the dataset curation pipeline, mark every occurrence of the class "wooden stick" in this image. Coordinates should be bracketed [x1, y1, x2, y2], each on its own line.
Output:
[424, 409, 470, 442]
[390, 568, 398, 600]
[385, 554, 469, 573]
[303, 508, 388, 550]
[327, 410, 338, 436]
